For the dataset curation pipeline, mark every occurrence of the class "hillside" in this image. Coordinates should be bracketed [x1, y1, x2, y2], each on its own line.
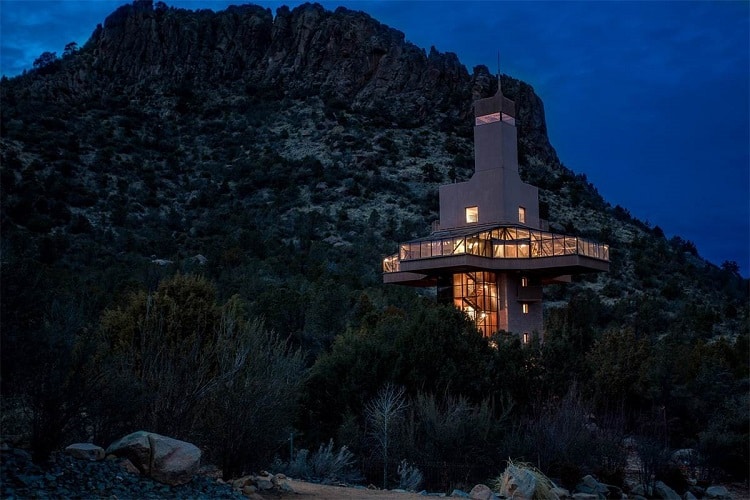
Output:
[1, 0, 747, 492]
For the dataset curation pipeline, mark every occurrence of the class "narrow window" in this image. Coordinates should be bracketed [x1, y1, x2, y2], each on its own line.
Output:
[522, 303, 529, 314]
[518, 206, 526, 224]
[522, 332, 530, 344]
[465, 206, 479, 224]
[521, 276, 528, 287]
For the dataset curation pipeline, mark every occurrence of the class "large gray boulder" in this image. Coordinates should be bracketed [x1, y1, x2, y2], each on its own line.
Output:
[106, 431, 201, 486]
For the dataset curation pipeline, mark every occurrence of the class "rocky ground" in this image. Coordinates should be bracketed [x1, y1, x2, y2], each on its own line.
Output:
[0, 446, 431, 499]
[0, 447, 243, 499]
[3, 445, 747, 500]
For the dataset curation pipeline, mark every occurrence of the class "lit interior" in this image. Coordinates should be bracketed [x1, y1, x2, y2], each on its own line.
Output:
[385, 225, 610, 270]
[452, 272, 498, 337]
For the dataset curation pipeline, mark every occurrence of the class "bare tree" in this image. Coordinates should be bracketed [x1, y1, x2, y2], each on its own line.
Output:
[365, 384, 408, 489]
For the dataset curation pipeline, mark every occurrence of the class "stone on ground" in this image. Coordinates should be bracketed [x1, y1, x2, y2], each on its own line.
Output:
[65, 443, 105, 461]
[106, 431, 201, 486]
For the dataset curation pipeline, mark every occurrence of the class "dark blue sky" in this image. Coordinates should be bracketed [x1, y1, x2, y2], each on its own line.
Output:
[2, 0, 748, 276]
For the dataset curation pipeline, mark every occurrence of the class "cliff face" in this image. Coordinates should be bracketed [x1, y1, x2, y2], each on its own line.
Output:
[87, 1, 471, 124]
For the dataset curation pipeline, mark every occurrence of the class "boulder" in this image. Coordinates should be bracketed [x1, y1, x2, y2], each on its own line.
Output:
[551, 486, 571, 498]
[683, 492, 698, 500]
[450, 489, 470, 498]
[496, 463, 556, 499]
[575, 474, 610, 497]
[654, 480, 681, 500]
[469, 484, 498, 500]
[65, 443, 105, 461]
[705, 485, 731, 499]
[106, 432, 152, 473]
[106, 431, 201, 486]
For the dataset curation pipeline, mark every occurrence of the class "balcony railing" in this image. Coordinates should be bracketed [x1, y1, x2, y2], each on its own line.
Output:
[383, 225, 609, 273]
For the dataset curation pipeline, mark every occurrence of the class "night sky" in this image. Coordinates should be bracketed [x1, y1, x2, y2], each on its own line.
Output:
[2, 1, 748, 276]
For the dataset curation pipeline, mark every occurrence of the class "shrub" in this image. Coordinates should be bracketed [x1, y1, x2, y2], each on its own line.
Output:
[397, 460, 423, 491]
[274, 439, 362, 484]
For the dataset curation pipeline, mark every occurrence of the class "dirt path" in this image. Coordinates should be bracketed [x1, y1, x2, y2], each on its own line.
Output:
[267, 479, 432, 499]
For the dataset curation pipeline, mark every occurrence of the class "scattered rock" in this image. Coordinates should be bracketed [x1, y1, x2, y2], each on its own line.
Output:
[705, 485, 731, 499]
[229, 472, 295, 496]
[654, 480, 680, 499]
[0, 446, 241, 498]
[469, 483, 497, 500]
[551, 486, 571, 498]
[450, 489, 470, 497]
[65, 443, 105, 461]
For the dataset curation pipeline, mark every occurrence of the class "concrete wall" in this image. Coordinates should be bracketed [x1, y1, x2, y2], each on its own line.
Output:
[438, 92, 539, 230]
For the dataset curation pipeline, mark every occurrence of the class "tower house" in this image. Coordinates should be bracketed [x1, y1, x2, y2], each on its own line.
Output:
[382, 82, 609, 343]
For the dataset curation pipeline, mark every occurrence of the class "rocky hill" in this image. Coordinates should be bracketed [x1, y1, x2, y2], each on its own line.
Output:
[2, 0, 745, 331]
[1, 0, 747, 489]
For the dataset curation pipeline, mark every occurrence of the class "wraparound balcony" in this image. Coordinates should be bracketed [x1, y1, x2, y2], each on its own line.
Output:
[382, 224, 609, 275]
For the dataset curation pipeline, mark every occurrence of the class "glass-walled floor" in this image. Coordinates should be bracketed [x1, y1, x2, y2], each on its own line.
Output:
[382, 224, 609, 273]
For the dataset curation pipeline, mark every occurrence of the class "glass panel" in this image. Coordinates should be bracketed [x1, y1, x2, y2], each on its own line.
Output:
[442, 239, 454, 256]
[518, 206, 526, 224]
[518, 243, 529, 258]
[554, 236, 564, 256]
[542, 236, 553, 257]
[400, 244, 409, 260]
[505, 244, 517, 258]
[493, 243, 505, 258]
[431, 240, 442, 257]
[465, 206, 479, 223]
[565, 237, 577, 254]
[420, 241, 431, 258]
[454, 238, 466, 254]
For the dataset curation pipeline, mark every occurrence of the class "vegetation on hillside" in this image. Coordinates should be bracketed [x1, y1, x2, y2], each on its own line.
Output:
[1, 0, 747, 493]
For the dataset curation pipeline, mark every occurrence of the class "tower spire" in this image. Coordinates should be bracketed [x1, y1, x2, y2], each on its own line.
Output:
[497, 51, 501, 93]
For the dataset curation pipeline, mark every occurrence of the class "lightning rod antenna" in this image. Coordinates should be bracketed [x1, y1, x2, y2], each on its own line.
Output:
[497, 50, 501, 93]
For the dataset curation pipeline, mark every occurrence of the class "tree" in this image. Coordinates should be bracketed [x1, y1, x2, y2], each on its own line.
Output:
[63, 42, 79, 58]
[365, 384, 408, 489]
[33, 51, 58, 70]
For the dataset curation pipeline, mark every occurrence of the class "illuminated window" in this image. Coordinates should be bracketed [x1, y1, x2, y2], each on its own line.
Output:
[518, 206, 526, 224]
[465, 206, 479, 224]
[475, 113, 501, 126]
[523, 332, 530, 344]
[521, 276, 528, 287]
[522, 303, 529, 314]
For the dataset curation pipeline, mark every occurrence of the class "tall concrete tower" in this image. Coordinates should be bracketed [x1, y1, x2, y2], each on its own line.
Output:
[382, 82, 609, 343]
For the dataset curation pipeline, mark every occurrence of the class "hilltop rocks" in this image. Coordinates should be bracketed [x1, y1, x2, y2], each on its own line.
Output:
[105, 431, 201, 486]
[86, 0, 472, 125]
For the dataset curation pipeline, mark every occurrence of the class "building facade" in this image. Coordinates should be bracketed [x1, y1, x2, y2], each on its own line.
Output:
[382, 83, 609, 343]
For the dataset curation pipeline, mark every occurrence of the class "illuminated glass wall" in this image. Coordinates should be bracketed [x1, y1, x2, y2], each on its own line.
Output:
[451, 272, 498, 337]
